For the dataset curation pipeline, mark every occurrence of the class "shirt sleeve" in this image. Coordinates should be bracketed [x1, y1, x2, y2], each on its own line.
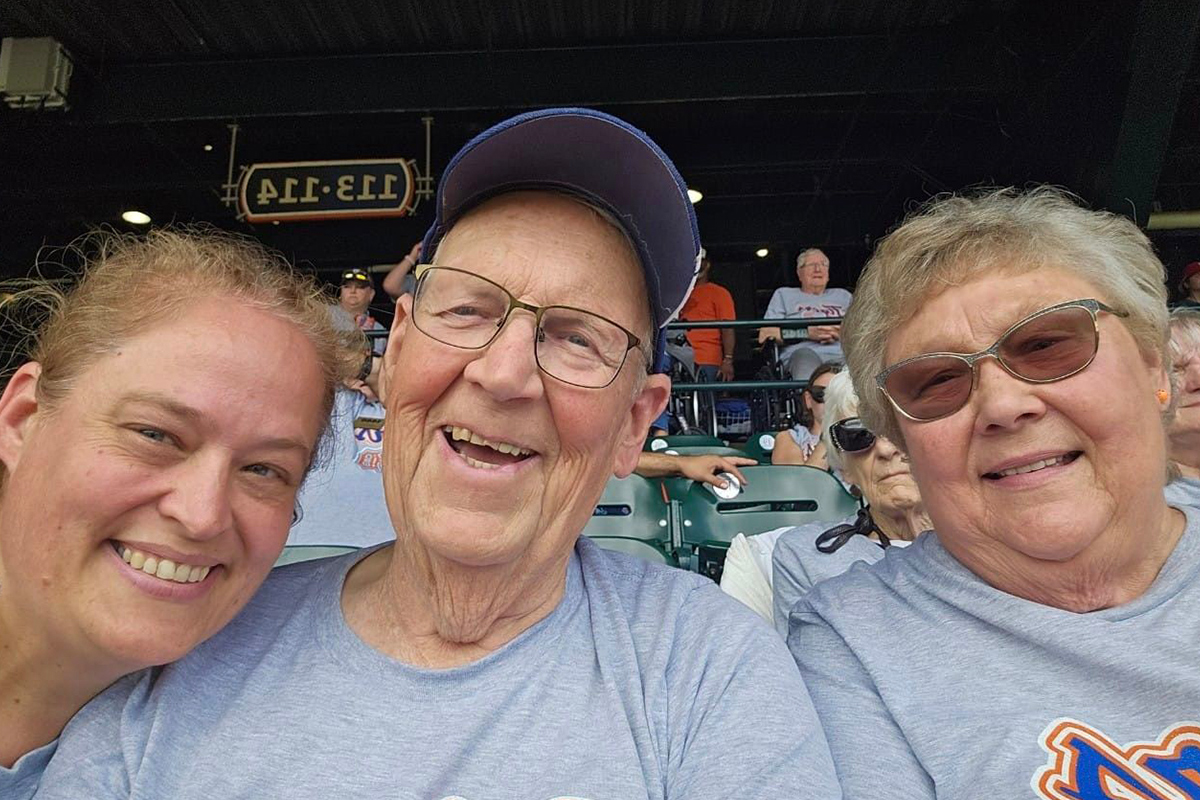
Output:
[764, 288, 788, 320]
[664, 586, 842, 798]
[788, 609, 934, 799]
[33, 672, 151, 798]
[715, 286, 736, 321]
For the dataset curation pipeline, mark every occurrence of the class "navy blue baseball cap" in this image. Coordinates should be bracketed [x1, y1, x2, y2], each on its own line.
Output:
[421, 107, 702, 368]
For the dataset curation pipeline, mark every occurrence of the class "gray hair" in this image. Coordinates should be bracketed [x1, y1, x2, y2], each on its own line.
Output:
[1169, 308, 1200, 367]
[818, 370, 860, 472]
[796, 248, 827, 269]
[843, 186, 1171, 448]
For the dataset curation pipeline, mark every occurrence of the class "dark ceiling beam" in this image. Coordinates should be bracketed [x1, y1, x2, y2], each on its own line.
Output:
[1100, 0, 1200, 224]
[82, 30, 1016, 124]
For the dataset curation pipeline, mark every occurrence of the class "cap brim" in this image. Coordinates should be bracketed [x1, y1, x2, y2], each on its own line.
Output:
[423, 108, 700, 334]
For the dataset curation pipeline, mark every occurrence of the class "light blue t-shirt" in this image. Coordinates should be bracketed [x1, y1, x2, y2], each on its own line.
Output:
[764, 286, 853, 365]
[1165, 476, 1199, 509]
[37, 537, 841, 799]
[788, 505, 1200, 800]
[770, 515, 887, 636]
[0, 741, 55, 800]
[289, 389, 393, 548]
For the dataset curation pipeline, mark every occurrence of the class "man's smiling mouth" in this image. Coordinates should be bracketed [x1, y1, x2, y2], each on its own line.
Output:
[443, 425, 536, 470]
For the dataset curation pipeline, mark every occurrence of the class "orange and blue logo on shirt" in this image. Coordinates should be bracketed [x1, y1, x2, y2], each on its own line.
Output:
[1033, 719, 1200, 799]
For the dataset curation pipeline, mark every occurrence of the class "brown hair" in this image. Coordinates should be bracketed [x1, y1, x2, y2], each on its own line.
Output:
[0, 226, 364, 491]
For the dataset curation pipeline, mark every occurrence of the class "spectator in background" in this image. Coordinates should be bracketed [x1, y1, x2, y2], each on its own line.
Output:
[771, 370, 929, 636]
[382, 241, 423, 299]
[758, 248, 853, 380]
[1177, 261, 1200, 308]
[334, 268, 387, 354]
[772, 362, 839, 469]
[679, 252, 736, 381]
[1167, 308, 1200, 507]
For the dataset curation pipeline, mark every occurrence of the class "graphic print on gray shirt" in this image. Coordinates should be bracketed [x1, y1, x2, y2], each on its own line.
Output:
[37, 537, 841, 799]
[788, 505, 1200, 800]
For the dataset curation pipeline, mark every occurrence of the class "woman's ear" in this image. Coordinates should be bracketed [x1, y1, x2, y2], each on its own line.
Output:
[0, 363, 44, 473]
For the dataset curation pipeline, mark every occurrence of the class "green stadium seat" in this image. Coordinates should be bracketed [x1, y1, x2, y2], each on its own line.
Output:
[655, 445, 746, 458]
[741, 431, 779, 464]
[677, 465, 859, 580]
[583, 474, 677, 566]
[644, 433, 725, 452]
[275, 545, 359, 567]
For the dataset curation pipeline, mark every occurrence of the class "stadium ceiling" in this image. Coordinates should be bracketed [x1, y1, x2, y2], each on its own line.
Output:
[2, 0, 1199, 287]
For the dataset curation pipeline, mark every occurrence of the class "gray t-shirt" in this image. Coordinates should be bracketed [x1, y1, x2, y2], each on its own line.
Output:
[38, 538, 841, 799]
[788, 505, 1200, 799]
[1, 741, 55, 800]
[288, 389, 393, 548]
[1165, 476, 1199, 509]
[770, 516, 886, 636]
[764, 287, 852, 365]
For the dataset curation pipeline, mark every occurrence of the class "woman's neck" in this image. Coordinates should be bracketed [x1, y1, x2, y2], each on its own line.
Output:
[872, 502, 931, 542]
[0, 610, 123, 767]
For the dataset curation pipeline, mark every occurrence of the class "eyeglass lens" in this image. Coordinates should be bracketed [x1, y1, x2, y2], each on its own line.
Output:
[412, 267, 632, 388]
[832, 418, 876, 453]
[809, 385, 826, 403]
[883, 304, 1098, 420]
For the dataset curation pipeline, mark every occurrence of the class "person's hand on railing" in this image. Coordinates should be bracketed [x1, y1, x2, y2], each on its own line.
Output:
[807, 324, 840, 343]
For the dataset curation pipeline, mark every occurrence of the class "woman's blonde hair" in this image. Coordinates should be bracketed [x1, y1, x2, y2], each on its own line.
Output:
[0, 226, 364, 491]
[843, 186, 1170, 448]
[818, 370, 860, 472]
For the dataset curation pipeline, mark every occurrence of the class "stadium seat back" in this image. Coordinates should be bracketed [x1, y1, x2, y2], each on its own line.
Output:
[644, 434, 725, 452]
[275, 545, 359, 567]
[583, 474, 677, 566]
[679, 465, 858, 550]
[741, 431, 778, 464]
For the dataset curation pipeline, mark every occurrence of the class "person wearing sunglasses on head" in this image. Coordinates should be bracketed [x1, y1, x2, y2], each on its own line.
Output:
[784, 187, 1197, 800]
[772, 361, 841, 469]
[771, 371, 931, 636]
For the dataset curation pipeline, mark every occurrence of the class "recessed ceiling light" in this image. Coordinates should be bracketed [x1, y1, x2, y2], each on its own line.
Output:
[121, 210, 151, 225]
[203, 143, 214, 152]
[687, 188, 703, 204]
[755, 247, 769, 258]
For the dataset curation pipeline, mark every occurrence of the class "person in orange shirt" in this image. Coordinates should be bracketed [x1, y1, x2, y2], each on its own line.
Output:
[681, 253, 737, 381]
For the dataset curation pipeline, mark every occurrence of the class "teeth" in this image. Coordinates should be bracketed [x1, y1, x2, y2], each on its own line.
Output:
[463, 455, 500, 470]
[996, 454, 1069, 478]
[116, 544, 213, 584]
[445, 425, 532, 457]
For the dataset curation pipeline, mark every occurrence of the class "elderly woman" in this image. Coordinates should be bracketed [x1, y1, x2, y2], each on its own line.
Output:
[771, 370, 929, 635]
[772, 361, 840, 468]
[0, 229, 356, 794]
[1167, 309, 1200, 507]
[787, 187, 1196, 798]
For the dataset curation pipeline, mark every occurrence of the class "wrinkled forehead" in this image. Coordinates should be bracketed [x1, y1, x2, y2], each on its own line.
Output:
[436, 191, 650, 323]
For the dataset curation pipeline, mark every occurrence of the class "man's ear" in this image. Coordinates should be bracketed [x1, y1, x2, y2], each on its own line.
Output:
[0, 363, 44, 473]
[612, 372, 671, 478]
[379, 294, 413, 404]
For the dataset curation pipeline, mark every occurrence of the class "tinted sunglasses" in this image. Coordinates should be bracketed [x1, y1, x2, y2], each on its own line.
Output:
[830, 417, 876, 454]
[875, 298, 1127, 422]
[808, 385, 826, 403]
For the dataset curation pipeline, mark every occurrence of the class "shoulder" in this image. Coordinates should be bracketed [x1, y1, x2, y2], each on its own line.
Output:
[796, 534, 931, 629]
[577, 538, 776, 650]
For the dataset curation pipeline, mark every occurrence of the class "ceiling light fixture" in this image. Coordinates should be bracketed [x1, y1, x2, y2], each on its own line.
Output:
[687, 188, 703, 204]
[203, 143, 214, 152]
[121, 210, 151, 225]
[755, 247, 769, 258]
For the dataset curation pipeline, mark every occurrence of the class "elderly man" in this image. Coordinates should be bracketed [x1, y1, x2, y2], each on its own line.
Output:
[36, 109, 839, 798]
[759, 248, 853, 380]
